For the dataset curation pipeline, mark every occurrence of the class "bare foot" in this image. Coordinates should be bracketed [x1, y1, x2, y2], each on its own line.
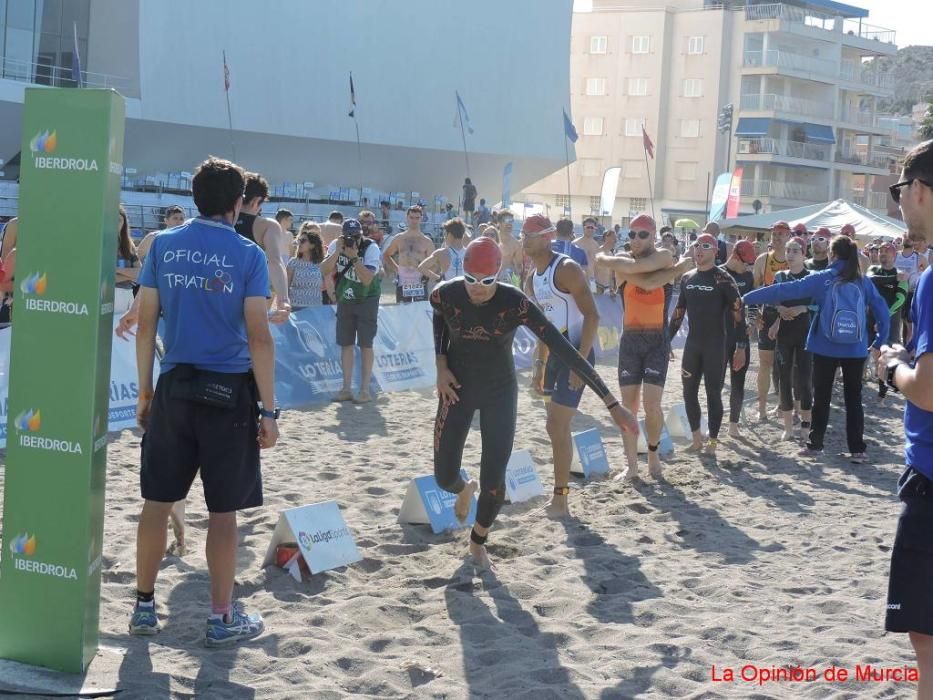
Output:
[354, 391, 372, 404]
[704, 439, 718, 454]
[469, 542, 493, 571]
[647, 453, 663, 479]
[686, 441, 704, 453]
[454, 480, 478, 523]
[333, 389, 353, 402]
[728, 423, 741, 438]
[781, 430, 794, 441]
[758, 408, 768, 422]
[545, 495, 571, 519]
[616, 460, 640, 481]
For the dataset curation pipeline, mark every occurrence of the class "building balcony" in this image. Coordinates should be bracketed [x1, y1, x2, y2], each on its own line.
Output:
[839, 62, 894, 92]
[835, 150, 890, 170]
[852, 191, 890, 211]
[740, 93, 834, 120]
[744, 4, 896, 52]
[743, 50, 837, 82]
[736, 137, 832, 163]
[741, 179, 829, 203]
[0, 55, 129, 91]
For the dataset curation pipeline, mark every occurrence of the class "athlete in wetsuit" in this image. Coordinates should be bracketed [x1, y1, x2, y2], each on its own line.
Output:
[720, 240, 757, 437]
[752, 221, 790, 421]
[669, 234, 747, 453]
[432, 238, 637, 569]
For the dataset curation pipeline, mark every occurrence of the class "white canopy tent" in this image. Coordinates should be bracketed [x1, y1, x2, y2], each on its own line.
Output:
[719, 199, 906, 242]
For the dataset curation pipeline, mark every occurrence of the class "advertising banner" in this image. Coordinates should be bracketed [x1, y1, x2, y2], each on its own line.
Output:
[725, 167, 744, 219]
[709, 172, 733, 222]
[0, 89, 125, 673]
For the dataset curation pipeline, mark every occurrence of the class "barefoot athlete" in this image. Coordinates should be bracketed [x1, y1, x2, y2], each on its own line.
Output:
[668, 233, 748, 453]
[522, 215, 598, 518]
[431, 237, 637, 568]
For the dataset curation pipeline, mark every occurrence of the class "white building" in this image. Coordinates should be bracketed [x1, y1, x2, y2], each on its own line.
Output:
[0, 0, 574, 227]
[518, 0, 899, 226]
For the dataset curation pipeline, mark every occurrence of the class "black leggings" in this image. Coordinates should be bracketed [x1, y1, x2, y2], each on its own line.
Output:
[433, 382, 517, 529]
[725, 339, 750, 424]
[682, 338, 727, 439]
[776, 336, 812, 412]
[808, 354, 865, 453]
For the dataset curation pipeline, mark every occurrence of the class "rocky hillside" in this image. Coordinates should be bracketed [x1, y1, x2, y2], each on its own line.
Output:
[876, 45, 933, 114]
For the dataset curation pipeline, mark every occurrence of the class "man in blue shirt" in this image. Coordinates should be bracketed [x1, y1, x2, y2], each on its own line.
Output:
[877, 139, 933, 692]
[130, 156, 279, 647]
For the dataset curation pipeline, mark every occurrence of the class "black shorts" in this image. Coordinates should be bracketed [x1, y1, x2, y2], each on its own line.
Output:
[618, 332, 669, 387]
[141, 368, 262, 513]
[757, 309, 778, 351]
[336, 296, 379, 347]
[886, 467, 933, 635]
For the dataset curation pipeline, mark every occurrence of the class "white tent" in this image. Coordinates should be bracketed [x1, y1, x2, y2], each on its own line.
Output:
[719, 199, 906, 242]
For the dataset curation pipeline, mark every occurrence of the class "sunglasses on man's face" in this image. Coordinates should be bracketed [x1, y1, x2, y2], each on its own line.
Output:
[464, 272, 497, 286]
[694, 242, 715, 250]
[500, 218, 514, 225]
[812, 236, 829, 243]
[584, 224, 596, 229]
[890, 179, 933, 204]
[628, 229, 652, 240]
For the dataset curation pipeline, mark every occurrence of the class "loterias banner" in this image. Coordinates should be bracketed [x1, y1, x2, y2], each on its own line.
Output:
[0, 88, 124, 672]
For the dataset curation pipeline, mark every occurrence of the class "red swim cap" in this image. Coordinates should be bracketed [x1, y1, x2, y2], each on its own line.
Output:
[463, 237, 502, 278]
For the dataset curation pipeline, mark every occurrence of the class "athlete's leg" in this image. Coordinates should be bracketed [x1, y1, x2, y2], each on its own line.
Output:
[619, 384, 641, 478]
[642, 383, 665, 477]
[681, 341, 704, 450]
[727, 340, 750, 437]
[757, 349, 775, 420]
[433, 395, 478, 521]
[795, 345, 813, 429]
[618, 337, 645, 478]
[702, 343, 727, 443]
[546, 401, 576, 516]
[776, 338, 795, 439]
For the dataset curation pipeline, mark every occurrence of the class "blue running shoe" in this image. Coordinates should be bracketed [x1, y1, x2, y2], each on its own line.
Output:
[205, 602, 264, 648]
[129, 601, 159, 636]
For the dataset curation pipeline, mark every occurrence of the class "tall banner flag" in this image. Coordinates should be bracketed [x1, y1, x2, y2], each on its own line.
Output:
[563, 109, 578, 143]
[223, 50, 230, 91]
[70, 22, 82, 88]
[709, 172, 733, 221]
[0, 88, 125, 672]
[348, 73, 356, 118]
[725, 167, 744, 219]
[455, 91, 473, 134]
[599, 167, 622, 217]
[642, 126, 655, 159]
[501, 162, 513, 207]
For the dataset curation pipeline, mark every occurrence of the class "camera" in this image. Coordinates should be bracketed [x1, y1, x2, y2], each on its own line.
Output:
[342, 232, 359, 248]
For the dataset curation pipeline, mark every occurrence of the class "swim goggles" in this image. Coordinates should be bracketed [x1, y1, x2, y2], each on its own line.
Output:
[464, 272, 497, 286]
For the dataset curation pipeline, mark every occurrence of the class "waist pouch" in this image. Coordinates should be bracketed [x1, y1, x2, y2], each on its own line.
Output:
[169, 364, 252, 409]
[898, 467, 933, 500]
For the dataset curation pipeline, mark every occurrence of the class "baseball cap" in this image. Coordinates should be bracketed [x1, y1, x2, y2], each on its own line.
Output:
[702, 221, 721, 236]
[788, 236, 808, 251]
[772, 220, 790, 231]
[695, 233, 718, 247]
[792, 223, 808, 235]
[841, 223, 856, 237]
[521, 214, 556, 236]
[733, 240, 757, 264]
[463, 237, 502, 278]
[342, 218, 362, 236]
[629, 213, 657, 234]
[814, 227, 831, 238]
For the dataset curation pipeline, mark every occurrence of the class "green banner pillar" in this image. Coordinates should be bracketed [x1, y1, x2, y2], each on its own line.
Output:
[0, 88, 124, 673]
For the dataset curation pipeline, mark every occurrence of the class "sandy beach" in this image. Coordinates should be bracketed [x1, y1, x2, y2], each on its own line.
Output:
[0, 354, 918, 699]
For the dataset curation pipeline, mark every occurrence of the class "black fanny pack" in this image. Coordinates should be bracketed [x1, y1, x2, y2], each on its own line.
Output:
[898, 467, 933, 500]
[169, 364, 251, 409]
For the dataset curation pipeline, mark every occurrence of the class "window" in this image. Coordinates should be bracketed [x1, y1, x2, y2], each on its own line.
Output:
[585, 77, 607, 96]
[555, 194, 570, 209]
[590, 196, 602, 211]
[624, 119, 642, 137]
[583, 117, 604, 136]
[630, 198, 648, 211]
[681, 119, 701, 138]
[632, 35, 650, 54]
[590, 35, 608, 54]
[676, 162, 698, 180]
[628, 78, 648, 96]
[683, 79, 703, 97]
[688, 36, 704, 55]
[581, 158, 603, 177]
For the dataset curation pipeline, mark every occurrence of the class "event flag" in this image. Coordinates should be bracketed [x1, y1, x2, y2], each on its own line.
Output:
[563, 108, 578, 143]
[455, 91, 474, 134]
[71, 22, 82, 87]
[642, 125, 655, 159]
[348, 73, 356, 118]
[223, 50, 230, 91]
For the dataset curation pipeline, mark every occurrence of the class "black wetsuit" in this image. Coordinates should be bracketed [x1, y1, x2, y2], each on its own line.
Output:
[235, 212, 257, 243]
[431, 280, 611, 529]
[772, 269, 813, 413]
[668, 267, 746, 439]
[721, 264, 754, 425]
[806, 257, 829, 271]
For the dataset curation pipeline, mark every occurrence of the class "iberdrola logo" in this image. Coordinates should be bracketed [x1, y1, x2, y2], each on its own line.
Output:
[9, 533, 37, 557]
[14, 409, 41, 432]
[29, 130, 57, 154]
[20, 272, 47, 295]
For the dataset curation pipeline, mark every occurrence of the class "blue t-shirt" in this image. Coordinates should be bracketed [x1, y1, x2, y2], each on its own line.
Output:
[551, 239, 588, 268]
[905, 266, 933, 476]
[138, 217, 270, 374]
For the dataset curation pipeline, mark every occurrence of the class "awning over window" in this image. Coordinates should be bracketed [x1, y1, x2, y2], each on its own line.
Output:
[735, 118, 770, 137]
[803, 123, 836, 144]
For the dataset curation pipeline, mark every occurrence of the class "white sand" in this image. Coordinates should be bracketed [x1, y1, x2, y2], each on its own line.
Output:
[0, 358, 917, 698]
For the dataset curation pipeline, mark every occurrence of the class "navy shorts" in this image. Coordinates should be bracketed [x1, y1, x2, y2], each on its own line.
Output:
[141, 368, 262, 513]
[886, 467, 933, 636]
[618, 332, 669, 387]
[544, 348, 595, 408]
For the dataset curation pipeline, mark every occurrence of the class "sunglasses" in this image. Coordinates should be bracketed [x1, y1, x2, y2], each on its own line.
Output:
[812, 236, 829, 243]
[694, 242, 716, 250]
[500, 218, 514, 224]
[464, 272, 497, 286]
[628, 230, 652, 240]
[584, 224, 596, 229]
[890, 179, 933, 204]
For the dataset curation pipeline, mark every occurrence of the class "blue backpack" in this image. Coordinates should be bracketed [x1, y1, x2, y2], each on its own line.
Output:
[819, 278, 865, 344]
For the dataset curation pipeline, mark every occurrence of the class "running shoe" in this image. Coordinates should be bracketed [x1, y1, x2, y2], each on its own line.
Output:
[205, 602, 264, 648]
[129, 601, 159, 636]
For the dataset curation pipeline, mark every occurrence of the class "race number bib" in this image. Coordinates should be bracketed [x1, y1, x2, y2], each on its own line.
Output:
[402, 283, 425, 299]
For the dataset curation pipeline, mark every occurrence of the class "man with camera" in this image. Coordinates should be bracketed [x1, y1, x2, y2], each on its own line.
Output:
[322, 218, 382, 403]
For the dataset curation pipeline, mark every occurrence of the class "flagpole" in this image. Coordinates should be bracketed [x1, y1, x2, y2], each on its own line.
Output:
[564, 136, 573, 220]
[458, 111, 471, 178]
[223, 50, 236, 162]
[643, 124, 655, 221]
[353, 117, 363, 207]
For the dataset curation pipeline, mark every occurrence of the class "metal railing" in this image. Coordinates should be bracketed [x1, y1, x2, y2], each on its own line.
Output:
[842, 19, 896, 45]
[743, 50, 837, 79]
[740, 179, 829, 202]
[840, 61, 894, 90]
[853, 191, 890, 210]
[834, 150, 891, 169]
[740, 93, 834, 119]
[736, 137, 832, 162]
[745, 3, 896, 44]
[0, 55, 131, 92]
[837, 109, 898, 132]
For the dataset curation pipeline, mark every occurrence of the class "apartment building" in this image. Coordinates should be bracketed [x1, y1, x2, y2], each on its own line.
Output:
[517, 0, 899, 226]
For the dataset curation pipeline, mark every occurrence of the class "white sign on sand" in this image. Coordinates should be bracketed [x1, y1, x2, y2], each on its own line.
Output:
[262, 501, 361, 581]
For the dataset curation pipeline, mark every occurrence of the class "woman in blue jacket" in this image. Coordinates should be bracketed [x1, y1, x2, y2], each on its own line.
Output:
[743, 236, 889, 462]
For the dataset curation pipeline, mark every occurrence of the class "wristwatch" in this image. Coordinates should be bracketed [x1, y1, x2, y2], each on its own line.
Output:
[886, 360, 903, 393]
[259, 406, 281, 419]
